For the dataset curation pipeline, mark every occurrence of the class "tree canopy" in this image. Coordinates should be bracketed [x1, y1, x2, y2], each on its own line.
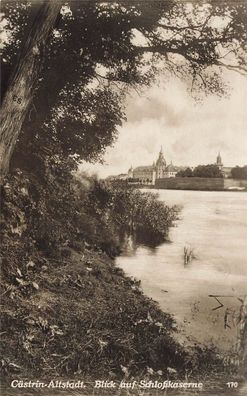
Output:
[1, 0, 247, 175]
[193, 164, 223, 178]
[177, 164, 223, 178]
[231, 165, 247, 180]
[176, 167, 193, 177]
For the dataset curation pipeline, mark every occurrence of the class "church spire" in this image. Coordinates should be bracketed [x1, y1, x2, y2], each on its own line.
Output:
[217, 151, 222, 165]
[156, 146, 166, 172]
[216, 152, 223, 171]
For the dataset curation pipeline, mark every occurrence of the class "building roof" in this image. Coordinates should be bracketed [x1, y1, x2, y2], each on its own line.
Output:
[166, 164, 178, 172]
[134, 166, 154, 172]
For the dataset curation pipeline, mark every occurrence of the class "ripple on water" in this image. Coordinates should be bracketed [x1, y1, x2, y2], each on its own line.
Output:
[116, 190, 247, 350]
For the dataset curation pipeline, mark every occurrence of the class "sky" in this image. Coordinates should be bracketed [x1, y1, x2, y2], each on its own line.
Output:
[80, 70, 247, 179]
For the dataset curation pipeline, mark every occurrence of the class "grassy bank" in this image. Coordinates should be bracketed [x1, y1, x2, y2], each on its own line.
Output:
[0, 172, 180, 378]
[1, 246, 183, 378]
[1, 245, 237, 386]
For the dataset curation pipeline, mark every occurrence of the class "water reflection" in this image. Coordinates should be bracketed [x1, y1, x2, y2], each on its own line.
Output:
[121, 233, 160, 255]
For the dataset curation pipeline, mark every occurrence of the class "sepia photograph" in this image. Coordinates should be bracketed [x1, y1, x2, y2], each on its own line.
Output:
[0, 1, 247, 395]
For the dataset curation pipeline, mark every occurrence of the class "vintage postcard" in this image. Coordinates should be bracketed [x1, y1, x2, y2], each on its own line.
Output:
[0, 1, 246, 395]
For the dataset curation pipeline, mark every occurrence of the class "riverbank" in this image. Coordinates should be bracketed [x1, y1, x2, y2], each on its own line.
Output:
[0, 173, 181, 380]
[0, 173, 244, 394]
[0, 246, 180, 378]
[1, 245, 244, 392]
[128, 177, 247, 192]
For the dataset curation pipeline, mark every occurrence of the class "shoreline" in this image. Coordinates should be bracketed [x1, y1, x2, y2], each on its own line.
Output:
[137, 186, 247, 192]
[1, 244, 242, 386]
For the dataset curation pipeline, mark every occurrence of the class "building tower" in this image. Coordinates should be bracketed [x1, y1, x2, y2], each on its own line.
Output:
[128, 165, 133, 178]
[216, 152, 223, 171]
[156, 146, 167, 179]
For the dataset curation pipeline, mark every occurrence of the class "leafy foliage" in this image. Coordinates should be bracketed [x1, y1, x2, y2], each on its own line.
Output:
[1, 0, 247, 174]
[0, 170, 183, 379]
[102, 182, 178, 244]
[193, 164, 223, 178]
[231, 165, 247, 180]
[1, 169, 177, 264]
[176, 167, 194, 177]
[177, 164, 223, 178]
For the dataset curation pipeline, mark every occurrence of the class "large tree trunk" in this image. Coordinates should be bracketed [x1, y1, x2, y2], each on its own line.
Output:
[0, 0, 61, 177]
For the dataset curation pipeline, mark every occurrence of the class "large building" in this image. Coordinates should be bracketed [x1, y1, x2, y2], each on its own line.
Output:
[128, 147, 182, 184]
[110, 150, 233, 184]
[128, 165, 156, 184]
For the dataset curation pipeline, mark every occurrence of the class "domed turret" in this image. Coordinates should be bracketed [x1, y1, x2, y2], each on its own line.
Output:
[156, 146, 166, 167]
[155, 146, 167, 178]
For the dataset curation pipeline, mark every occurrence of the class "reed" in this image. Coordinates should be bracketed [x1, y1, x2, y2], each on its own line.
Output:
[183, 246, 195, 265]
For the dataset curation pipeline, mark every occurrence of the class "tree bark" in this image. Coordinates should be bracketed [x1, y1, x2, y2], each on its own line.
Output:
[0, 0, 61, 177]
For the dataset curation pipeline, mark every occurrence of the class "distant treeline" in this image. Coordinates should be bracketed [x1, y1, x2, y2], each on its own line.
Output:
[176, 164, 247, 180]
[176, 164, 223, 178]
[231, 165, 247, 180]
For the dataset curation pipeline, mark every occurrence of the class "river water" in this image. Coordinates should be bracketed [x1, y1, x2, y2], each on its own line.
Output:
[116, 190, 247, 351]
